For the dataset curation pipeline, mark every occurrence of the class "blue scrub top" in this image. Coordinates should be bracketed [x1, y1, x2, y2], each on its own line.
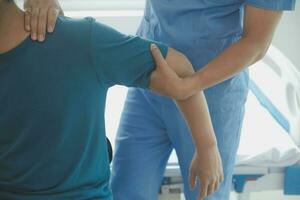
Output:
[138, 0, 295, 70]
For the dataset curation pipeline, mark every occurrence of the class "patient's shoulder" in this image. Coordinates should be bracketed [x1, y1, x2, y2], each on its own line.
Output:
[55, 16, 95, 34]
[50, 16, 95, 47]
[56, 16, 95, 28]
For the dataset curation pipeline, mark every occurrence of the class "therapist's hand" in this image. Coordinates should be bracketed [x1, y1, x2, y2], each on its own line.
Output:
[150, 44, 188, 100]
[150, 44, 199, 100]
[24, 0, 63, 42]
[189, 145, 224, 200]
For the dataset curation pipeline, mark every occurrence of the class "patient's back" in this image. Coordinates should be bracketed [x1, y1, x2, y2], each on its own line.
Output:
[0, 16, 167, 199]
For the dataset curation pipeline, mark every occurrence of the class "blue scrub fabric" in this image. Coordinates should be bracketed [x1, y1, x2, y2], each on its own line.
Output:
[110, 0, 295, 199]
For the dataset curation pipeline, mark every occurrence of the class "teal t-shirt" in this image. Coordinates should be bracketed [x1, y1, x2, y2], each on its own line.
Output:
[0, 16, 168, 199]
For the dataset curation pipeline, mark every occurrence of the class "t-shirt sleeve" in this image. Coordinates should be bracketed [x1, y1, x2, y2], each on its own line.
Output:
[89, 18, 168, 88]
[245, 0, 296, 10]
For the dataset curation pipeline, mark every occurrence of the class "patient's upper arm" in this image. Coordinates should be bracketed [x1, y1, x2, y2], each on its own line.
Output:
[90, 18, 168, 88]
[165, 48, 195, 77]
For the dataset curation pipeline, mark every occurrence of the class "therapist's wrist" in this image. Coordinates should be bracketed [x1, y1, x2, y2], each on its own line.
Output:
[178, 74, 203, 100]
[195, 137, 218, 153]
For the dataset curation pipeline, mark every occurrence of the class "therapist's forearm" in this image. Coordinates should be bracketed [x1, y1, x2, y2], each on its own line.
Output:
[179, 37, 269, 98]
[194, 37, 268, 90]
[184, 5, 283, 96]
[150, 45, 217, 149]
[166, 49, 218, 149]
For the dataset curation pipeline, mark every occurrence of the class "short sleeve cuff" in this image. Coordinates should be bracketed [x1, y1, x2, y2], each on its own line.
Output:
[246, 0, 296, 10]
[140, 42, 169, 89]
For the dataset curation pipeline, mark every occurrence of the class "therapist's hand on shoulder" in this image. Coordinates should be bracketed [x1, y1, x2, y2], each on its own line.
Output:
[24, 0, 63, 42]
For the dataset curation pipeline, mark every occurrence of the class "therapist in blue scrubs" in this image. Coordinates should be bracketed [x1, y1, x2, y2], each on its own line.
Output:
[24, 0, 295, 199]
[111, 1, 294, 200]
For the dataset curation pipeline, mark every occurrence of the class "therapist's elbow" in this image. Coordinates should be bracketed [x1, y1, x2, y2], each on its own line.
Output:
[243, 36, 271, 63]
[255, 43, 270, 62]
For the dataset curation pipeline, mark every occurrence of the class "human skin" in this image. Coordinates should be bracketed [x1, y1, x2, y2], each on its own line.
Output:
[21, 1, 284, 199]
[169, 6, 283, 99]
[150, 8, 283, 197]
[0, 1, 223, 199]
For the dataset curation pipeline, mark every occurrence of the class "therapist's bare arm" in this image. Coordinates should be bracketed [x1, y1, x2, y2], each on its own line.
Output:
[150, 45, 224, 200]
[181, 5, 283, 99]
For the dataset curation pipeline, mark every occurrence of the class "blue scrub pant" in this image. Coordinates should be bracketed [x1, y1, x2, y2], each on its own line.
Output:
[111, 71, 249, 200]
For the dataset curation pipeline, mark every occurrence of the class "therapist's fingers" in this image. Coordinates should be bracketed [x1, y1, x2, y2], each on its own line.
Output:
[24, 7, 32, 31]
[47, 7, 60, 33]
[207, 173, 223, 197]
[150, 44, 168, 69]
[215, 173, 224, 191]
[189, 171, 197, 190]
[215, 178, 221, 192]
[30, 7, 40, 40]
[198, 180, 208, 200]
[220, 173, 225, 183]
[207, 175, 222, 197]
[37, 9, 48, 42]
[24, 0, 31, 31]
[206, 181, 215, 197]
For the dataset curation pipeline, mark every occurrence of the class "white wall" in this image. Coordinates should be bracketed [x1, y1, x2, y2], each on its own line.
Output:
[272, 2, 300, 71]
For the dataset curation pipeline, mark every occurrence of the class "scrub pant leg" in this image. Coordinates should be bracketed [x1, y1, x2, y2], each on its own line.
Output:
[163, 95, 246, 200]
[110, 88, 173, 200]
[163, 71, 249, 200]
[111, 71, 249, 200]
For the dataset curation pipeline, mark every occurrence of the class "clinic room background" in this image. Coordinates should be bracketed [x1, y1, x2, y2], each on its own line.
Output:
[11, 1, 300, 200]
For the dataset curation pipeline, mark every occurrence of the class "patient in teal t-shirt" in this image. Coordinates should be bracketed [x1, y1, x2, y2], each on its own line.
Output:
[0, 10, 168, 200]
[0, 18, 167, 200]
[0, 1, 206, 200]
